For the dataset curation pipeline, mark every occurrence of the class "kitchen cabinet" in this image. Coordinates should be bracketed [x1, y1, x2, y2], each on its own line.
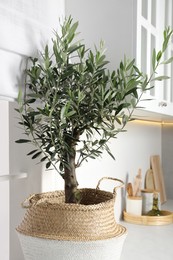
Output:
[65, 0, 173, 121]
[135, 0, 173, 120]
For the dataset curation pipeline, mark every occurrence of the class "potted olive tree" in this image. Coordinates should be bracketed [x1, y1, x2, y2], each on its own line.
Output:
[16, 17, 173, 260]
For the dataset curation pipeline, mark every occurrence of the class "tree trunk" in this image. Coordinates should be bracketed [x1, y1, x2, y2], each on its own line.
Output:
[64, 146, 78, 203]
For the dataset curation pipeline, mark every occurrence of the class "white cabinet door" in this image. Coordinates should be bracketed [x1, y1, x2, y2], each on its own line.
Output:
[136, 0, 173, 118]
[66, 0, 173, 119]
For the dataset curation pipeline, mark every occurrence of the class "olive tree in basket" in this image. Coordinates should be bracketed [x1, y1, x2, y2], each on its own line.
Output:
[16, 16, 173, 203]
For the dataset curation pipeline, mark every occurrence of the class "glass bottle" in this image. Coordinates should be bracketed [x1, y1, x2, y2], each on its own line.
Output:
[147, 191, 162, 216]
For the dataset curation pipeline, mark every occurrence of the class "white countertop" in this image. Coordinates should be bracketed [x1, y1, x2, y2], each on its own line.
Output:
[120, 200, 173, 260]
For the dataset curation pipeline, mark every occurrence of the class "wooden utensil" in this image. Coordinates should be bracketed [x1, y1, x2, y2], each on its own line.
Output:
[145, 169, 155, 190]
[150, 155, 167, 204]
[126, 183, 133, 196]
[133, 168, 142, 197]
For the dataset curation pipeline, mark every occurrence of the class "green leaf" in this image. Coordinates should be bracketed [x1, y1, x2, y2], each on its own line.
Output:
[60, 105, 67, 123]
[141, 75, 148, 91]
[67, 21, 79, 43]
[45, 57, 50, 69]
[32, 151, 42, 159]
[161, 57, 173, 65]
[106, 149, 115, 160]
[68, 44, 84, 54]
[27, 149, 38, 156]
[40, 156, 47, 162]
[120, 61, 124, 70]
[162, 27, 173, 52]
[53, 40, 63, 64]
[156, 51, 162, 62]
[15, 139, 31, 143]
[17, 88, 23, 104]
[44, 45, 49, 59]
[99, 139, 107, 145]
[59, 162, 64, 171]
[151, 75, 170, 81]
[126, 59, 135, 71]
[24, 98, 36, 104]
[66, 110, 76, 117]
[152, 48, 156, 70]
[46, 161, 51, 169]
[133, 65, 142, 76]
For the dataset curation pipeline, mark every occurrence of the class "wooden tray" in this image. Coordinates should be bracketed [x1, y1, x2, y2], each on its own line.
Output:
[123, 210, 173, 225]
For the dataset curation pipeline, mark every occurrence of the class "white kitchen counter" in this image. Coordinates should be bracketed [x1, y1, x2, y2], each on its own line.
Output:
[120, 200, 173, 260]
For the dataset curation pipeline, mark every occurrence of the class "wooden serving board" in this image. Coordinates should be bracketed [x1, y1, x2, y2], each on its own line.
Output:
[150, 155, 167, 204]
[145, 169, 155, 190]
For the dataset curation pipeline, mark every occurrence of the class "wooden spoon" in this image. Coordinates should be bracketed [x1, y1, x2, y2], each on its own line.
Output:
[126, 183, 133, 196]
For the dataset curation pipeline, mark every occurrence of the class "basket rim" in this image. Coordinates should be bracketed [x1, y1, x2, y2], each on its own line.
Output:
[25, 188, 116, 211]
[17, 224, 127, 241]
[17, 189, 121, 241]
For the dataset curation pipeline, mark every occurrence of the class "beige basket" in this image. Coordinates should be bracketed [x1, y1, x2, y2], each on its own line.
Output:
[17, 177, 124, 241]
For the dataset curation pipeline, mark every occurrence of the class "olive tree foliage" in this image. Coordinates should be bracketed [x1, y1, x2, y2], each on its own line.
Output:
[16, 16, 173, 203]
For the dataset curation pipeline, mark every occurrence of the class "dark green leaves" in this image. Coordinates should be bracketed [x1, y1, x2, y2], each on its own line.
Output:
[162, 27, 173, 52]
[32, 151, 42, 159]
[152, 48, 156, 70]
[15, 139, 31, 143]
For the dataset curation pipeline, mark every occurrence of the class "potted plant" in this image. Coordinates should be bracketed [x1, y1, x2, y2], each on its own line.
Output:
[15, 16, 173, 260]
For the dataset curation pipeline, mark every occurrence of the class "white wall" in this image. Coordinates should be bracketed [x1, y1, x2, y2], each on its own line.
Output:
[65, 0, 136, 70]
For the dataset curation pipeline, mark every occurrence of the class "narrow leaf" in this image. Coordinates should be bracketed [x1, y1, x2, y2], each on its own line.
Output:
[27, 149, 38, 156]
[32, 151, 42, 159]
[152, 48, 156, 70]
[46, 161, 51, 169]
[151, 76, 170, 81]
[15, 139, 31, 143]
[156, 51, 162, 62]
[161, 57, 173, 65]
[126, 59, 135, 71]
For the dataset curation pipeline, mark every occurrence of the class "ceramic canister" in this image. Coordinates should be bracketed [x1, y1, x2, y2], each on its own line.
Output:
[141, 189, 161, 215]
[126, 196, 142, 216]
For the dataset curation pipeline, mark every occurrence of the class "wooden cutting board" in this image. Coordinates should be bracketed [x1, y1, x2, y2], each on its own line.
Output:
[145, 169, 155, 190]
[150, 155, 167, 204]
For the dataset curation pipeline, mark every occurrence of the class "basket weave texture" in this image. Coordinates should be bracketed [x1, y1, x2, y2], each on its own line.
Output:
[17, 177, 124, 241]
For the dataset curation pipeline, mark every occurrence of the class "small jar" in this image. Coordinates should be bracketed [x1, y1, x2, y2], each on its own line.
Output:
[126, 196, 142, 216]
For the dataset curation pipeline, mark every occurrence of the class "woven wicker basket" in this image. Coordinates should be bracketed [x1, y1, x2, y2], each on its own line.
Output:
[17, 177, 124, 241]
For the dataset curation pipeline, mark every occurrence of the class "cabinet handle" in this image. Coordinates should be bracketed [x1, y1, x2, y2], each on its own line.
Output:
[0, 173, 28, 182]
[158, 101, 167, 107]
